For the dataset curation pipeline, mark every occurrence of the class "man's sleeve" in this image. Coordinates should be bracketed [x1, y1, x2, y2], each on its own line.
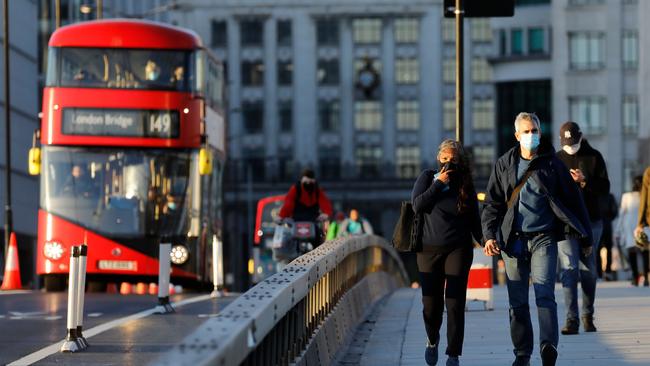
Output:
[639, 168, 650, 227]
[481, 159, 506, 243]
[318, 189, 334, 217]
[278, 186, 296, 218]
[556, 158, 593, 246]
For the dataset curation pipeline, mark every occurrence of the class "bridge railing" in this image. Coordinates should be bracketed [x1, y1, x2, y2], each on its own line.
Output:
[155, 234, 408, 366]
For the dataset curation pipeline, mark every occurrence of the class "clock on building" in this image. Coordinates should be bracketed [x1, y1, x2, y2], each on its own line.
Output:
[356, 58, 380, 99]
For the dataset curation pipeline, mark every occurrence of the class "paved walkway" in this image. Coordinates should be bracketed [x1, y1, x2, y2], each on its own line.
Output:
[337, 282, 650, 366]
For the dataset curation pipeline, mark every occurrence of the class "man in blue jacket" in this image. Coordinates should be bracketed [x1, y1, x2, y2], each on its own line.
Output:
[481, 113, 593, 366]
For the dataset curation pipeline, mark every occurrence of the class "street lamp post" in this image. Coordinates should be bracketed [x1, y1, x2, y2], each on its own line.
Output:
[3, 0, 12, 266]
[454, 0, 464, 144]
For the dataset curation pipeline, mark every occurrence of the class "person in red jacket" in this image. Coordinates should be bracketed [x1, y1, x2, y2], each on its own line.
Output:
[279, 169, 333, 223]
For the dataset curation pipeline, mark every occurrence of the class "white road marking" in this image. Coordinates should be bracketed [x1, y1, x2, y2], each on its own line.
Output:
[7, 294, 214, 366]
[87, 312, 103, 318]
[0, 290, 32, 296]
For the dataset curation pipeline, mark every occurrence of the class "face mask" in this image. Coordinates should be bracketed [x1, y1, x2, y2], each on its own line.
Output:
[167, 202, 177, 210]
[519, 133, 540, 151]
[303, 182, 315, 192]
[562, 142, 581, 155]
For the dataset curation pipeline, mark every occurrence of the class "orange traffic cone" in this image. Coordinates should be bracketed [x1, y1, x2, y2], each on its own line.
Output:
[135, 282, 147, 295]
[1, 233, 22, 290]
[119, 282, 132, 295]
[148, 282, 158, 295]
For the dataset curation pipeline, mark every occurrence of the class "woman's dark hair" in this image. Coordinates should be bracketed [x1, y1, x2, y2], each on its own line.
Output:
[437, 139, 475, 213]
[633, 175, 643, 192]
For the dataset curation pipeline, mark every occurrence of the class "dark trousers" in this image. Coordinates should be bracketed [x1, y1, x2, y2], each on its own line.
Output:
[628, 247, 650, 283]
[417, 245, 473, 357]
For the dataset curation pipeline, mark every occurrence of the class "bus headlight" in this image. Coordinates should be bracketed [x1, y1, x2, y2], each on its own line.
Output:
[44, 241, 64, 260]
[170, 245, 189, 265]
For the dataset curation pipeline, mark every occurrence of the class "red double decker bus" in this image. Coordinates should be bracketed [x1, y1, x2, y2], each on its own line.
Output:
[34, 20, 226, 291]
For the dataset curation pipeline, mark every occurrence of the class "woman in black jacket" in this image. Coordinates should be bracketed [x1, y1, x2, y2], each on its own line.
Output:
[412, 139, 482, 366]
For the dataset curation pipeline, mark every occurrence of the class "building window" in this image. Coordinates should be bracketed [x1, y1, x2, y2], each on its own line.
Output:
[443, 100, 456, 131]
[443, 59, 455, 83]
[277, 20, 292, 46]
[395, 18, 419, 43]
[210, 20, 227, 48]
[396, 147, 420, 179]
[355, 101, 382, 131]
[241, 61, 264, 86]
[569, 97, 606, 134]
[528, 28, 544, 54]
[442, 19, 455, 43]
[472, 99, 495, 130]
[353, 18, 382, 44]
[317, 19, 339, 46]
[317, 60, 339, 85]
[569, 32, 605, 70]
[623, 96, 638, 134]
[397, 101, 420, 130]
[471, 58, 491, 82]
[356, 146, 382, 178]
[319, 147, 340, 180]
[568, 0, 604, 5]
[243, 101, 263, 134]
[473, 145, 494, 179]
[499, 29, 507, 56]
[319, 100, 340, 132]
[242, 150, 266, 182]
[278, 61, 293, 86]
[279, 101, 292, 132]
[623, 31, 638, 69]
[471, 19, 492, 42]
[240, 19, 264, 46]
[511, 29, 523, 55]
[395, 58, 419, 84]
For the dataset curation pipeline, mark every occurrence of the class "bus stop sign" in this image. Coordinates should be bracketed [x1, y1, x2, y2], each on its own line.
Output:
[444, 0, 515, 18]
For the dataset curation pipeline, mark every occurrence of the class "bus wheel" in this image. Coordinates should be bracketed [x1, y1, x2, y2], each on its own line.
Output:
[43, 275, 66, 292]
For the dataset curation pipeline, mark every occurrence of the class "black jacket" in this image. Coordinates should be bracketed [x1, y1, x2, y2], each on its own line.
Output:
[411, 169, 482, 252]
[481, 142, 593, 248]
[556, 139, 610, 221]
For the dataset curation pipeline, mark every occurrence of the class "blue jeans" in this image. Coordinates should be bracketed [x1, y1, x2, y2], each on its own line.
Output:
[502, 234, 558, 357]
[558, 220, 603, 321]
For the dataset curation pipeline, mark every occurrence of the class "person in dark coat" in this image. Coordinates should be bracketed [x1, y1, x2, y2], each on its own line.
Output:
[411, 139, 482, 366]
[481, 113, 592, 366]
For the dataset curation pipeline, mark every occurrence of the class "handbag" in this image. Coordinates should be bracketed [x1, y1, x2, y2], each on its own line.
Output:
[391, 201, 423, 253]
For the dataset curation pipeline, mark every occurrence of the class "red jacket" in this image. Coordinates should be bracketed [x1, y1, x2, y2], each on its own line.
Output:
[279, 184, 333, 219]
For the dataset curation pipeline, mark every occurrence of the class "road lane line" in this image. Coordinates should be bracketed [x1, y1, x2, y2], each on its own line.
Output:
[7, 294, 214, 366]
[0, 290, 32, 295]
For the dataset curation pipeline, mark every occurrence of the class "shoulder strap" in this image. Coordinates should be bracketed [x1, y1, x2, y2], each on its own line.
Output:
[507, 170, 534, 209]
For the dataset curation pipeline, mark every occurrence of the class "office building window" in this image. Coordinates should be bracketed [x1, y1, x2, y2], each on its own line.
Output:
[471, 19, 492, 42]
[243, 101, 263, 134]
[241, 61, 264, 86]
[473, 145, 494, 179]
[317, 60, 339, 85]
[499, 29, 507, 56]
[472, 99, 494, 130]
[355, 101, 382, 131]
[319, 100, 340, 132]
[356, 146, 382, 178]
[569, 97, 606, 134]
[397, 101, 420, 130]
[317, 19, 339, 46]
[443, 59, 455, 83]
[396, 147, 420, 179]
[211, 20, 227, 48]
[471, 58, 491, 82]
[277, 20, 292, 46]
[528, 28, 544, 54]
[511, 29, 523, 55]
[569, 32, 605, 70]
[353, 18, 382, 44]
[279, 101, 292, 132]
[240, 19, 264, 46]
[395, 58, 419, 84]
[623, 31, 638, 69]
[278, 61, 293, 85]
[319, 147, 341, 180]
[242, 149, 266, 182]
[443, 100, 456, 131]
[442, 19, 455, 43]
[623, 96, 638, 134]
[395, 18, 419, 43]
[569, 0, 604, 5]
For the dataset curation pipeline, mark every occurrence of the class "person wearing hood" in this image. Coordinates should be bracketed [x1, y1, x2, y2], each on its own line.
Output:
[279, 168, 333, 224]
[555, 121, 610, 336]
[482, 113, 592, 366]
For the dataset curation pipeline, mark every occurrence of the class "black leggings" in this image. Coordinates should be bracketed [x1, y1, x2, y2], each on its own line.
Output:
[417, 245, 473, 357]
[628, 247, 649, 282]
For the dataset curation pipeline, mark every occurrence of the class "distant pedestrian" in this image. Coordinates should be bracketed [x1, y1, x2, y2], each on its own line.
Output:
[482, 113, 592, 366]
[598, 193, 618, 280]
[411, 139, 482, 366]
[556, 121, 610, 335]
[326, 211, 346, 240]
[621, 175, 650, 286]
[634, 167, 650, 251]
[341, 209, 374, 236]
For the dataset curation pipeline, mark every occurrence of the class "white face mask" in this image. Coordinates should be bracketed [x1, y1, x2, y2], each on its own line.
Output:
[562, 141, 581, 155]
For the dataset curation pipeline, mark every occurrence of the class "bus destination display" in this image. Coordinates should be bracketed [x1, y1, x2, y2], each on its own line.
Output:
[62, 108, 180, 138]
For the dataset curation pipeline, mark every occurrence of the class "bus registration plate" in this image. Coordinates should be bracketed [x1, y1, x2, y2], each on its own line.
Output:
[98, 260, 137, 271]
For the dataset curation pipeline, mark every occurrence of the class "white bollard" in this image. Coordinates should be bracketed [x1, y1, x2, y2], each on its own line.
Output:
[76, 244, 88, 349]
[60, 246, 81, 353]
[211, 235, 224, 298]
[156, 242, 174, 313]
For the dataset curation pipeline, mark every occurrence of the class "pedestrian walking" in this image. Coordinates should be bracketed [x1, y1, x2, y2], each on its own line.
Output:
[481, 113, 593, 366]
[634, 167, 650, 248]
[555, 121, 610, 335]
[411, 139, 482, 366]
[620, 175, 650, 286]
[598, 193, 618, 280]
